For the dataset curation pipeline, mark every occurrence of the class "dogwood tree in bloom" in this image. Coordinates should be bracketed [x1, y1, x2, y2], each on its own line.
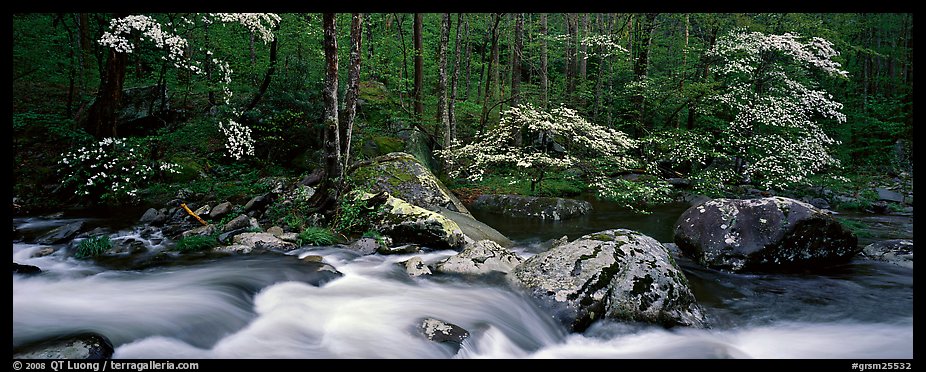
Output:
[438, 103, 637, 193]
[709, 29, 849, 189]
[98, 13, 281, 159]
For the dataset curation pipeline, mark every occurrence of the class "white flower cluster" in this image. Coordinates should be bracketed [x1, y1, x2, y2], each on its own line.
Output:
[708, 29, 849, 188]
[438, 104, 636, 184]
[98, 13, 279, 160]
[218, 119, 255, 160]
[580, 35, 629, 59]
[58, 138, 181, 201]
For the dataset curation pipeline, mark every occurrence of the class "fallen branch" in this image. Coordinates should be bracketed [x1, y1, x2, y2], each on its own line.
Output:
[181, 203, 207, 226]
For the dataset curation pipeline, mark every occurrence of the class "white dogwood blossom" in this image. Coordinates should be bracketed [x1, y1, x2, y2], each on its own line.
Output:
[709, 29, 849, 189]
[97, 13, 281, 160]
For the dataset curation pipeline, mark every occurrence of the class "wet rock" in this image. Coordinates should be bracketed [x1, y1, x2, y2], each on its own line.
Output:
[875, 188, 905, 203]
[663, 242, 683, 257]
[679, 192, 711, 207]
[674, 197, 859, 272]
[232, 232, 297, 252]
[667, 178, 691, 189]
[223, 214, 251, 232]
[13, 262, 41, 275]
[217, 227, 248, 244]
[192, 204, 211, 217]
[377, 244, 421, 255]
[403, 257, 432, 277]
[350, 152, 472, 215]
[511, 229, 706, 332]
[105, 239, 148, 255]
[417, 318, 470, 347]
[470, 194, 591, 221]
[349, 237, 384, 255]
[139, 208, 167, 226]
[13, 333, 114, 359]
[436, 206, 513, 247]
[300, 168, 324, 187]
[181, 224, 215, 238]
[278, 232, 299, 243]
[211, 244, 252, 255]
[434, 240, 522, 275]
[360, 192, 466, 250]
[35, 221, 85, 245]
[301, 255, 324, 263]
[809, 197, 830, 210]
[209, 202, 234, 220]
[244, 194, 271, 213]
[267, 226, 284, 237]
[31, 247, 56, 258]
[862, 239, 913, 269]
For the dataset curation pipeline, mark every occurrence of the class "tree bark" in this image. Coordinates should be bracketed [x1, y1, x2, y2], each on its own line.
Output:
[342, 13, 363, 173]
[83, 34, 127, 139]
[413, 13, 424, 119]
[320, 13, 342, 208]
[437, 13, 450, 139]
[632, 12, 657, 134]
[578, 13, 589, 81]
[462, 15, 473, 101]
[447, 13, 463, 149]
[511, 13, 523, 108]
[540, 13, 548, 109]
[565, 13, 577, 99]
[242, 26, 280, 114]
[480, 14, 502, 131]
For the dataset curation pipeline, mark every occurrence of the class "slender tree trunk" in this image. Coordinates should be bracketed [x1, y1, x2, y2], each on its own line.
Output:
[565, 13, 577, 99]
[319, 13, 342, 209]
[540, 13, 549, 109]
[689, 22, 717, 130]
[511, 13, 523, 108]
[342, 13, 363, 173]
[394, 13, 410, 105]
[578, 13, 589, 81]
[413, 13, 424, 119]
[242, 26, 280, 114]
[480, 14, 501, 131]
[83, 32, 127, 139]
[632, 12, 657, 134]
[462, 15, 473, 101]
[437, 13, 451, 147]
[447, 13, 463, 150]
[678, 13, 689, 129]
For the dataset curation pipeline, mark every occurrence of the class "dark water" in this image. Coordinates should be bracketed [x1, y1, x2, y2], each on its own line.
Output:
[11, 203, 914, 358]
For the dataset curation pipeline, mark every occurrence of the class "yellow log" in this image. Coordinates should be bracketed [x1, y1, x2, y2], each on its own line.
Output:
[181, 203, 208, 226]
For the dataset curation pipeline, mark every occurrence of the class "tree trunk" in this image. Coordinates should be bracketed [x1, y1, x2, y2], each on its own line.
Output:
[565, 13, 577, 99]
[678, 13, 689, 129]
[462, 15, 473, 101]
[394, 13, 410, 104]
[480, 14, 502, 131]
[511, 13, 523, 108]
[578, 13, 589, 81]
[242, 26, 280, 114]
[632, 12, 657, 134]
[447, 13, 464, 149]
[413, 13, 424, 119]
[83, 41, 127, 138]
[342, 13, 363, 173]
[319, 13, 342, 211]
[540, 13, 549, 110]
[437, 13, 451, 150]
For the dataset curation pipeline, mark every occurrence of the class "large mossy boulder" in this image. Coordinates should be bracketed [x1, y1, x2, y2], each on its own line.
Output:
[470, 194, 591, 220]
[510, 229, 706, 332]
[350, 152, 471, 216]
[674, 197, 859, 272]
[435, 206, 513, 247]
[360, 192, 466, 250]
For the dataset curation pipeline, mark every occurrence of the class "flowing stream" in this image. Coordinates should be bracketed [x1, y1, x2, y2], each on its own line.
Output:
[12, 203, 913, 358]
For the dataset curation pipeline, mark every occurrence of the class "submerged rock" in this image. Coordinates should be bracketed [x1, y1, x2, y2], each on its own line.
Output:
[13, 333, 114, 359]
[674, 197, 859, 272]
[470, 194, 591, 221]
[403, 257, 432, 277]
[350, 152, 472, 215]
[510, 229, 706, 332]
[434, 240, 522, 275]
[862, 239, 913, 269]
[349, 237, 385, 255]
[35, 221, 85, 245]
[139, 208, 167, 226]
[13, 262, 41, 275]
[417, 317, 470, 347]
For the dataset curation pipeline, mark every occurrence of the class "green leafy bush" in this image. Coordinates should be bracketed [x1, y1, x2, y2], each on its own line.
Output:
[173, 235, 219, 252]
[298, 227, 336, 246]
[75, 235, 112, 259]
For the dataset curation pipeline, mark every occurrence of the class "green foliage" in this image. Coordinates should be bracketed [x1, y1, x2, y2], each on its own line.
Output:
[334, 191, 375, 234]
[836, 217, 872, 239]
[298, 227, 336, 246]
[75, 235, 112, 259]
[595, 178, 673, 214]
[173, 235, 220, 253]
[265, 185, 317, 231]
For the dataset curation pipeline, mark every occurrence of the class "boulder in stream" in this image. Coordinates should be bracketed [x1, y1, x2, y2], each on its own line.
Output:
[674, 197, 859, 272]
[13, 333, 114, 359]
[13, 262, 42, 275]
[511, 229, 706, 331]
[350, 152, 472, 215]
[862, 239, 913, 269]
[35, 221, 85, 245]
[434, 240, 522, 275]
